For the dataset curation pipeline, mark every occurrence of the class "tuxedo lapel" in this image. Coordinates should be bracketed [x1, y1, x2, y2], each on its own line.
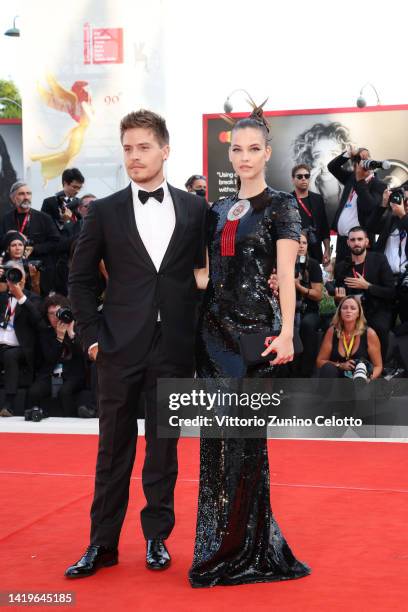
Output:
[159, 184, 190, 271]
[118, 184, 157, 272]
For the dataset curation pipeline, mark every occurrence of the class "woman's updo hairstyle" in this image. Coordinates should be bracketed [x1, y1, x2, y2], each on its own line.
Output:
[231, 97, 270, 145]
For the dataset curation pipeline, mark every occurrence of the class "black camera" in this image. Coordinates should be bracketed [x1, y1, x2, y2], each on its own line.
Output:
[27, 259, 44, 272]
[306, 226, 319, 246]
[0, 265, 23, 284]
[389, 187, 405, 206]
[56, 307, 74, 324]
[25, 406, 47, 422]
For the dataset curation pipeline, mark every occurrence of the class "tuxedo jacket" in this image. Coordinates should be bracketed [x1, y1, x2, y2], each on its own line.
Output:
[0, 289, 42, 366]
[291, 190, 330, 262]
[68, 183, 207, 367]
[334, 251, 395, 315]
[366, 206, 408, 261]
[328, 154, 386, 233]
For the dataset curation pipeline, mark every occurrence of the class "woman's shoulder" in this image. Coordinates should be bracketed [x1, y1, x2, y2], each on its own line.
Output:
[265, 187, 299, 216]
[366, 327, 379, 341]
[211, 194, 238, 211]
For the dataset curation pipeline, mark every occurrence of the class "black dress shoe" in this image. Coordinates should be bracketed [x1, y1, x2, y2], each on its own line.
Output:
[65, 545, 118, 579]
[146, 539, 171, 570]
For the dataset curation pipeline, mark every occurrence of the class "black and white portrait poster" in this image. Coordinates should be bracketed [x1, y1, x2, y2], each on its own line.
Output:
[203, 105, 408, 226]
[0, 120, 23, 220]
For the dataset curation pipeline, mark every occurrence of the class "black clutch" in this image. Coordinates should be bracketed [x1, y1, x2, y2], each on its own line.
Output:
[238, 329, 303, 366]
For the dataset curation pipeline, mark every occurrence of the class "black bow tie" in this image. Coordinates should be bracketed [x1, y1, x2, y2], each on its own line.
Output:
[138, 187, 164, 204]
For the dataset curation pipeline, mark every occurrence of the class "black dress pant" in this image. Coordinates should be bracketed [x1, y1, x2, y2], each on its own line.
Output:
[366, 310, 391, 364]
[0, 345, 26, 395]
[90, 324, 188, 549]
[297, 311, 321, 377]
[29, 374, 85, 416]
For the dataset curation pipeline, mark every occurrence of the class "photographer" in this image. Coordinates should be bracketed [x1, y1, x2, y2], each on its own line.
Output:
[317, 296, 382, 381]
[293, 230, 323, 376]
[1, 182, 60, 296]
[27, 294, 87, 420]
[328, 146, 386, 263]
[0, 263, 42, 417]
[367, 185, 408, 324]
[41, 168, 85, 223]
[0, 231, 41, 295]
[291, 164, 331, 265]
[333, 226, 395, 362]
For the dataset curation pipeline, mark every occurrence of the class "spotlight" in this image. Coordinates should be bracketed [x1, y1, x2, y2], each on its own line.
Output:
[356, 83, 381, 107]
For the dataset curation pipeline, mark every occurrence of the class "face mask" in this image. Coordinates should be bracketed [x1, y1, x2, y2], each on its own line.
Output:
[194, 188, 206, 197]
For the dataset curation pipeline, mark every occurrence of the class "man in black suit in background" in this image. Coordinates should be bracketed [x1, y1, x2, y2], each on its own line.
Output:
[328, 146, 386, 263]
[66, 110, 207, 578]
[41, 168, 85, 223]
[291, 163, 331, 265]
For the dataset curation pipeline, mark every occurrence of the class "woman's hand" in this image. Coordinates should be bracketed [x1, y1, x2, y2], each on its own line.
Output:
[261, 333, 294, 366]
[56, 321, 68, 341]
[338, 359, 355, 371]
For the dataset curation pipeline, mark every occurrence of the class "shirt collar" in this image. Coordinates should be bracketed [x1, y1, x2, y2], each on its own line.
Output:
[131, 178, 168, 203]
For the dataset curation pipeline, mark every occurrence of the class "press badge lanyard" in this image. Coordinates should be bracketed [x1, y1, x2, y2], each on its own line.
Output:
[352, 262, 366, 279]
[296, 196, 312, 219]
[2, 298, 17, 330]
[342, 333, 355, 359]
[17, 212, 30, 234]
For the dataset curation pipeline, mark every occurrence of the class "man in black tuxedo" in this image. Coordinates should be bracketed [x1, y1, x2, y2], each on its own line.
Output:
[0, 264, 42, 417]
[334, 226, 395, 361]
[1, 182, 60, 295]
[65, 110, 207, 578]
[291, 163, 331, 264]
[328, 146, 386, 263]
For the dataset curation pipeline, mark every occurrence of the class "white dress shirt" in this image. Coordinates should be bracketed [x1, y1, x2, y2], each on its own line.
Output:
[88, 181, 175, 351]
[385, 228, 408, 274]
[131, 179, 175, 271]
[0, 295, 27, 347]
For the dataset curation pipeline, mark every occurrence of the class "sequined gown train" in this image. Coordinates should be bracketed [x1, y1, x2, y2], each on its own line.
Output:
[189, 188, 311, 587]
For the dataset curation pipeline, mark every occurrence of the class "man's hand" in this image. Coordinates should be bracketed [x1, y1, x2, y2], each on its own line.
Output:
[56, 320, 69, 341]
[390, 200, 406, 219]
[335, 286, 346, 300]
[323, 250, 331, 266]
[382, 189, 391, 208]
[267, 268, 279, 297]
[88, 344, 99, 361]
[344, 273, 369, 290]
[7, 281, 24, 301]
[61, 207, 73, 222]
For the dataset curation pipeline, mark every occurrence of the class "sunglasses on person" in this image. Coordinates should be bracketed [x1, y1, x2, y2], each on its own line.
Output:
[295, 173, 310, 180]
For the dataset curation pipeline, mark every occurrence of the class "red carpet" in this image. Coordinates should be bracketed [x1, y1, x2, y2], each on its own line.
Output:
[0, 433, 407, 611]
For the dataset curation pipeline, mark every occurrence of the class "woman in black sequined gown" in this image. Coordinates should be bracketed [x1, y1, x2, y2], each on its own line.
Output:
[189, 112, 311, 588]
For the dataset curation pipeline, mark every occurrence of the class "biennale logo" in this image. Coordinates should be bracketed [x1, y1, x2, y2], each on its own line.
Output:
[30, 74, 93, 184]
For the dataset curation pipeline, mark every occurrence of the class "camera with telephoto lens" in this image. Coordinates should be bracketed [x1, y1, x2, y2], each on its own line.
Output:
[0, 265, 23, 284]
[352, 358, 373, 383]
[56, 307, 74, 324]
